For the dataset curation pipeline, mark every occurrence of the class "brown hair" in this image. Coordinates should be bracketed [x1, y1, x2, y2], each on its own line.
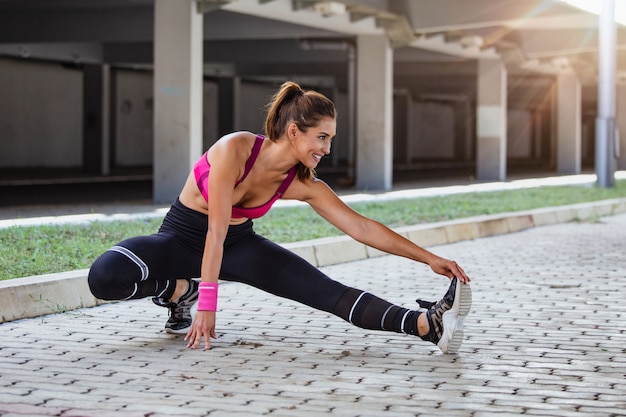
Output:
[264, 81, 337, 181]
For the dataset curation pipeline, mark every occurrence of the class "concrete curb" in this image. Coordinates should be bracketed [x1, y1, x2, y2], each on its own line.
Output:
[2, 197, 626, 323]
[0, 269, 103, 323]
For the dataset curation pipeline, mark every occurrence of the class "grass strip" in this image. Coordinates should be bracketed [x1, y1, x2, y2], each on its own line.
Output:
[1, 180, 625, 280]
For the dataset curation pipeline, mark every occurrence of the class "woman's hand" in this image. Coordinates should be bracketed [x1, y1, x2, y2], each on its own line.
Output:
[185, 310, 217, 350]
[430, 256, 471, 284]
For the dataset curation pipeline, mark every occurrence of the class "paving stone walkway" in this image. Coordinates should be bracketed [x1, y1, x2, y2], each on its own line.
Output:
[1, 214, 625, 417]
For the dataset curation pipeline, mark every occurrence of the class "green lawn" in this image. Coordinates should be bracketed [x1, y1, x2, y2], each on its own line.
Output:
[1, 179, 625, 280]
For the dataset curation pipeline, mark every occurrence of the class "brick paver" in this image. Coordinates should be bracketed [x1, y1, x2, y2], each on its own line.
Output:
[1, 214, 625, 416]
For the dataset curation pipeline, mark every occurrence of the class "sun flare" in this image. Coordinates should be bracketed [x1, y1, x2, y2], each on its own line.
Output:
[560, 0, 626, 26]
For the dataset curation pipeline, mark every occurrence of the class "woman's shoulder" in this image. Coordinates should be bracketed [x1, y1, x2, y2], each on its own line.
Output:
[209, 131, 259, 157]
[214, 131, 259, 147]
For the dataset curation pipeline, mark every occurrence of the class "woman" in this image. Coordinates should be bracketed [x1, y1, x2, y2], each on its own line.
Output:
[88, 81, 472, 354]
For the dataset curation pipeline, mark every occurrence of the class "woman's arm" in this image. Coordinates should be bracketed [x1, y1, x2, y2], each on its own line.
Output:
[289, 178, 470, 284]
[185, 133, 250, 350]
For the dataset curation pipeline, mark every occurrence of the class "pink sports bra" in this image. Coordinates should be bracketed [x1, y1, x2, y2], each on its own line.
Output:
[193, 135, 297, 219]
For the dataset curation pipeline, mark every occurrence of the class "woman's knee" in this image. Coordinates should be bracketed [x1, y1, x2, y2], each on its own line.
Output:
[87, 251, 134, 300]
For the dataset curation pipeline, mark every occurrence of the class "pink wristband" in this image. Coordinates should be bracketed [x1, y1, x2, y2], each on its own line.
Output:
[197, 282, 218, 311]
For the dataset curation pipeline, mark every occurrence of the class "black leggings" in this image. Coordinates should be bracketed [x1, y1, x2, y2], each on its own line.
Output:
[88, 199, 420, 335]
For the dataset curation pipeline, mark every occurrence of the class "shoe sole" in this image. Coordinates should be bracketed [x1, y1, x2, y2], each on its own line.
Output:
[437, 281, 472, 354]
[165, 327, 190, 335]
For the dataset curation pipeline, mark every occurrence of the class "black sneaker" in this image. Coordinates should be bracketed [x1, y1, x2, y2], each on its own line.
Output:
[418, 278, 472, 354]
[152, 279, 199, 335]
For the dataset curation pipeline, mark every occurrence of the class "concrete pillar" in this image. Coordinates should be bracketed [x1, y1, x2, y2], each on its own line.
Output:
[355, 34, 393, 191]
[153, 0, 203, 203]
[476, 58, 507, 181]
[596, 0, 617, 187]
[217, 76, 241, 137]
[617, 84, 626, 170]
[83, 64, 110, 175]
[556, 70, 582, 174]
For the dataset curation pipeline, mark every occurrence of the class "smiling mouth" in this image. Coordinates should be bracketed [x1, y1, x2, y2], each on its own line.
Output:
[313, 153, 323, 162]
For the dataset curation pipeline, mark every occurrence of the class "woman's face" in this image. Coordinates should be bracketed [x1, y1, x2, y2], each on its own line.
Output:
[290, 117, 336, 169]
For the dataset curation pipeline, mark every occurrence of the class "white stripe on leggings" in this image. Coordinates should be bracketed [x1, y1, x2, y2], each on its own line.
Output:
[157, 280, 170, 298]
[400, 310, 411, 334]
[109, 245, 149, 281]
[348, 291, 368, 324]
[123, 283, 138, 300]
[380, 305, 394, 330]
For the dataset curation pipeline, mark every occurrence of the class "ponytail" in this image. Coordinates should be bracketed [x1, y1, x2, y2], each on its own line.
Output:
[264, 81, 336, 181]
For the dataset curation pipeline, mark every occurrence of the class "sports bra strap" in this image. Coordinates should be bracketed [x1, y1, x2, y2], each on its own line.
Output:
[276, 166, 297, 196]
[236, 135, 264, 186]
